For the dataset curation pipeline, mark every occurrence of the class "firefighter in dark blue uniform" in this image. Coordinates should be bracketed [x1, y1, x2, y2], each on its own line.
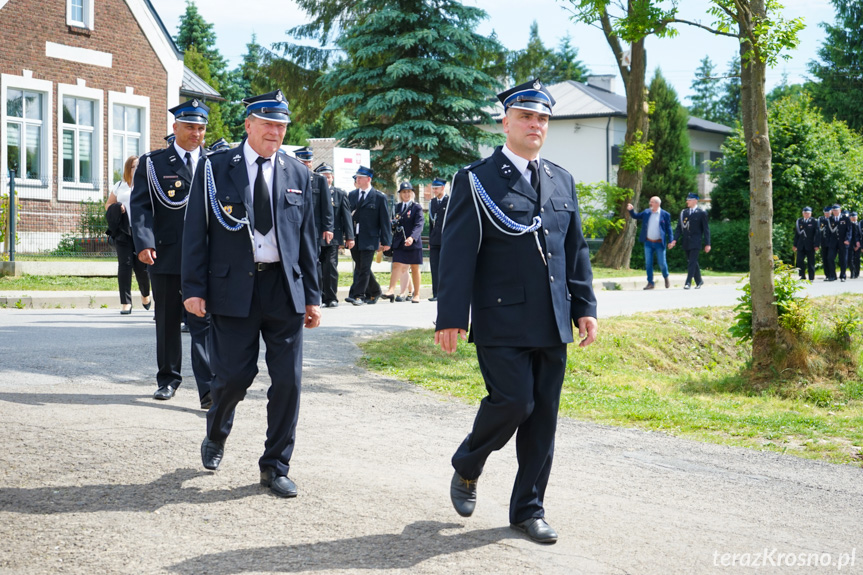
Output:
[427, 177, 448, 301]
[669, 192, 711, 289]
[435, 79, 598, 545]
[130, 99, 213, 408]
[849, 212, 861, 279]
[792, 206, 820, 281]
[294, 147, 334, 294]
[315, 163, 355, 306]
[824, 204, 846, 281]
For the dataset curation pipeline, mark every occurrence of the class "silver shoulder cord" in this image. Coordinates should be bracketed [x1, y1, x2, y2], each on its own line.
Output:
[467, 171, 546, 266]
[146, 156, 189, 213]
[202, 158, 255, 256]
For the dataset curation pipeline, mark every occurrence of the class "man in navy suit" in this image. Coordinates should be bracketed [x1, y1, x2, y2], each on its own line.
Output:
[130, 99, 213, 408]
[294, 147, 334, 292]
[669, 192, 711, 289]
[315, 163, 355, 307]
[435, 79, 598, 544]
[792, 206, 820, 281]
[346, 166, 392, 305]
[427, 177, 448, 301]
[182, 90, 321, 498]
[627, 196, 673, 290]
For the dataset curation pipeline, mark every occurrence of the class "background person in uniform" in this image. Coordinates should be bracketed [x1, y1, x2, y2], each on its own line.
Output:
[792, 206, 820, 281]
[182, 89, 321, 498]
[105, 155, 151, 314]
[627, 196, 673, 290]
[837, 204, 851, 282]
[819, 206, 832, 280]
[383, 182, 424, 303]
[315, 163, 355, 307]
[427, 177, 448, 301]
[669, 192, 711, 289]
[346, 166, 392, 305]
[130, 100, 213, 408]
[848, 212, 861, 279]
[294, 147, 334, 288]
[823, 204, 844, 282]
[435, 79, 598, 545]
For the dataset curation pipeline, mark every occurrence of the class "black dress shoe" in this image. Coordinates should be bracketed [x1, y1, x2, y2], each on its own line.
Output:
[351, 298, 365, 306]
[200, 392, 213, 410]
[365, 295, 379, 305]
[683, 283, 691, 290]
[201, 437, 224, 470]
[695, 281, 704, 289]
[260, 467, 298, 498]
[328, 301, 339, 308]
[345, 296, 356, 303]
[381, 293, 395, 302]
[181, 323, 190, 333]
[428, 297, 437, 302]
[153, 386, 176, 400]
[450, 471, 477, 517]
[142, 300, 152, 310]
[510, 517, 558, 544]
[120, 306, 132, 315]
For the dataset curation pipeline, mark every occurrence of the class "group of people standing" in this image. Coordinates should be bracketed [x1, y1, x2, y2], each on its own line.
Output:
[793, 204, 862, 281]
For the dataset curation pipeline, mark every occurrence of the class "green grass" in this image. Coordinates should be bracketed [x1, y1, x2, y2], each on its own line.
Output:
[359, 299, 863, 465]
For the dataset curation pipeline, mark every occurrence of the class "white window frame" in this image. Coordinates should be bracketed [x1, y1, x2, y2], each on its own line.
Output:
[66, 0, 94, 30]
[57, 82, 103, 202]
[107, 91, 150, 188]
[1, 73, 53, 200]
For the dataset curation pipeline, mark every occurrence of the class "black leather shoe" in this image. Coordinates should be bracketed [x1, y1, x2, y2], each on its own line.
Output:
[201, 437, 224, 470]
[142, 300, 152, 310]
[695, 281, 704, 289]
[200, 392, 213, 410]
[351, 298, 365, 306]
[260, 467, 298, 498]
[382, 293, 395, 302]
[428, 297, 437, 302]
[450, 471, 477, 517]
[120, 306, 132, 315]
[153, 386, 176, 400]
[345, 296, 356, 303]
[510, 517, 558, 544]
[326, 301, 339, 308]
[365, 295, 379, 305]
[181, 323, 190, 333]
[683, 283, 691, 290]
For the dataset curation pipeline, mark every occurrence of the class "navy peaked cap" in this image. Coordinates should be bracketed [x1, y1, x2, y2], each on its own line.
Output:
[498, 78, 555, 116]
[169, 99, 209, 125]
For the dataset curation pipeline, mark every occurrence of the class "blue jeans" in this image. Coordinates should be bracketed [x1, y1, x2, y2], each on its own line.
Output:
[644, 241, 669, 284]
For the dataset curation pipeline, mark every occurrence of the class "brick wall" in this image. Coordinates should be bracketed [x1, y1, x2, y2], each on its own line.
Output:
[0, 0, 173, 247]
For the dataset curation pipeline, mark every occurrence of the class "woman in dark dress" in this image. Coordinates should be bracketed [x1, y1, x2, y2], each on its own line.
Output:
[383, 182, 424, 303]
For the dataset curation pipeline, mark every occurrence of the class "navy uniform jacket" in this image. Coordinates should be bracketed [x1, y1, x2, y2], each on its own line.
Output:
[436, 147, 597, 348]
[850, 220, 862, 248]
[181, 141, 320, 318]
[824, 215, 848, 249]
[348, 187, 393, 251]
[428, 195, 449, 247]
[628, 207, 673, 244]
[673, 206, 711, 250]
[329, 186, 355, 246]
[310, 171, 334, 246]
[130, 145, 200, 275]
[819, 215, 831, 248]
[793, 217, 821, 251]
[391, 201, 424, 252]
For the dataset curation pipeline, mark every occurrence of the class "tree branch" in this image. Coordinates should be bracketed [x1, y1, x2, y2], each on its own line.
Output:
[672, 18, 739, 38]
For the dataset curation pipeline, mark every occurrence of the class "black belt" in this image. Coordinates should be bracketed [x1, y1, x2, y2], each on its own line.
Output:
[255, 261, 281, 272]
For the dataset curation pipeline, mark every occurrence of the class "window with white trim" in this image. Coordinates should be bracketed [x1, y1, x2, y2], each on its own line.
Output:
[111, 104, 142, 185]
[62, 96, 96, 184]
[67, 0, 94, 29]
[6, 89, 44, 181]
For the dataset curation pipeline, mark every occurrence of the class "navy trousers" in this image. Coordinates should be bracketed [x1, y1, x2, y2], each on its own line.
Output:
[206, 267, 304, 475]
[684, 249, 703, 286]
[429, 245, 441, 297]
[319, 244, 340, 304]
[349, 247, 381, 300]
[452, 344, 567, 524]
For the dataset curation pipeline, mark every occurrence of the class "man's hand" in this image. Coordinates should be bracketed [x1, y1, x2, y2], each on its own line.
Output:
[138, 248, 156, 265]
[845, 240, 850, 246]
[816, 246, 820, 252]
[185, 297, 207, 318]
[304, 305, 321, 329]
[626, 203, 634, 211]
[792, 246, 797, 252]
[668, 240, 676, 250]
[380, 245, 390, 252]
[577, 317, 598, 348]
[346, 239, 355, 249]
[704, 245, 712, 253]
[435, 328, 467, 354]
[323, 231, 334, 244]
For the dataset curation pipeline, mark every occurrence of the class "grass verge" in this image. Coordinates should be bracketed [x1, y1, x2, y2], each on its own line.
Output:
[359, 297, 863, 465]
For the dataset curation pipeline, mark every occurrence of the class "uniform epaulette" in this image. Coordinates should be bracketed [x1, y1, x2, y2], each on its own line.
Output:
[205, 146, 231, 157]
[460, 158, 487, 172]
[280, 150, 305, 168]
[144, 147, 169, 160]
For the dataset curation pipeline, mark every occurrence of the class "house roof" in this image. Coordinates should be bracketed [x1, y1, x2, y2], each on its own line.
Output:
[490, 80, 733, 134]
[181, 66, 224, 102]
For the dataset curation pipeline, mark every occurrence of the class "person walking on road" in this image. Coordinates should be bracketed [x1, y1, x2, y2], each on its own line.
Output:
[669, 192, 711, 289]
[434, 79, 598, 545]
[792, 206, 820, 281]
[182, 89, 321, 498]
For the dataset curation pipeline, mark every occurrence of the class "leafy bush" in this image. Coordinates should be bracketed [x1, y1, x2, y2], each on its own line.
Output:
[729, 258, 807, 342]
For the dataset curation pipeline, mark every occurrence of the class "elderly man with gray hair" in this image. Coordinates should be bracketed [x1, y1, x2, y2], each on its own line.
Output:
[627, 196, 673, 290]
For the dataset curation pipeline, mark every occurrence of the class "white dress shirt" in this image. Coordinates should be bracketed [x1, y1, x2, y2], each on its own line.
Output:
[501, 144, 540, 189]
[173, 142, 201, 179]
[243, 140, 279, 263]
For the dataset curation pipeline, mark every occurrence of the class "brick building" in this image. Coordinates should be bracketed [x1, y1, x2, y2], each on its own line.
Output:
[0, 0, 185, 252]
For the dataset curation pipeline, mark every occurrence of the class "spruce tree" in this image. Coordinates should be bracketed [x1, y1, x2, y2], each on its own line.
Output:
[687, 56, 722, 123]
[808, 0, 863, 131]
[182, 47, 228, 145]
[175, 0, 227, 85]
[717, 55, 741, 127]
[643, 69, 697, 218]
[509, 22, 556, 84]
[320, 0, 504, 186]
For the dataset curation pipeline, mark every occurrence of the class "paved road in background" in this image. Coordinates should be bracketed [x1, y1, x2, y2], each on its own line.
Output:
[1, 278, 862, 574]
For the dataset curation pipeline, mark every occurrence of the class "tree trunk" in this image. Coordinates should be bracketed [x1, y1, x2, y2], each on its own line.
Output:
[594, 32, 649, 269]
[739, 0, 779, 369]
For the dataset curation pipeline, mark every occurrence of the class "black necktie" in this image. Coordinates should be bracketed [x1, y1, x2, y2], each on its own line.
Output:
[254, 156, 273, 235]
[180, 151, 193, 181]
[527, 160, 539, 192]
[360, 191, 367, 205]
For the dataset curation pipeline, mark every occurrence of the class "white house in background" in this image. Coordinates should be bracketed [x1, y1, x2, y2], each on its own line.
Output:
[479, 75, 733, 206]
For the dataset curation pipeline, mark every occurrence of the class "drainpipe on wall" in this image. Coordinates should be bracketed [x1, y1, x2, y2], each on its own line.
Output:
[605, 116, 611, 183]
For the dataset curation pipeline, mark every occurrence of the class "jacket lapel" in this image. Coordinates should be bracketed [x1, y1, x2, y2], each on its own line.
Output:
[228, 147, 253, 229]
[537, 160, 556, 208]
[491, 148, 535, 202]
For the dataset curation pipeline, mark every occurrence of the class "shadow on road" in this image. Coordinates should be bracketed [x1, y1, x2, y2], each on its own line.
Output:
[168, 521, 515, 573]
